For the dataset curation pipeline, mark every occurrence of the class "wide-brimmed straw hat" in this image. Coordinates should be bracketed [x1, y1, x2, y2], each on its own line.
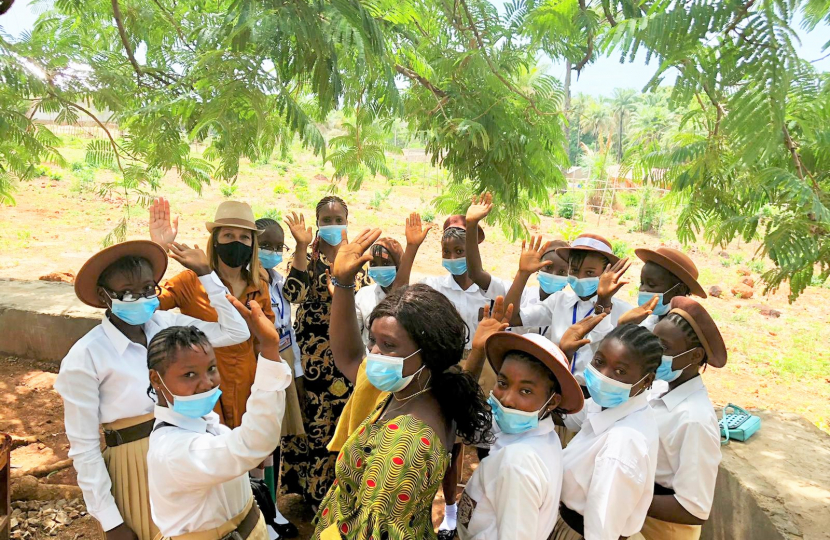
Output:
[75, 240, 168, 308]
[485, 332, 584, 413]
[668, 297, 727, 368]
[555, 233, 620, 266]
[635, 247, 706, 298]
[443, 215, 485, 244]
[205, 201, 262, 234]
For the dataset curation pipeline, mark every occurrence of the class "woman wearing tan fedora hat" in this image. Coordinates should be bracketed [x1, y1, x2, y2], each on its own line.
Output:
[149, 198, 275, 430]
[618, 247, 707, 331]
[54, 240, 251, 540]
[629, 297, 727, 540]
[456, 325, 584, 540]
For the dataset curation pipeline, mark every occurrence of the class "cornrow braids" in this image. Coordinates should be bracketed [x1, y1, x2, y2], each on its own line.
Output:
[311, 196, 348, 271]
[315, 195, 348, 219]
[146, 326, 212, 398]
[664, 312, 706, 362]
[442, 226, 466, 242]
[604, 323, 664, 375]
[97, 256, 153, 289]
[569, 250, 610, 272]
[255, 217, 281, 231]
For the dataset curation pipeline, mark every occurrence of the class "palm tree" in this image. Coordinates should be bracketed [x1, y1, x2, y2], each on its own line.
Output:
[611, 88, 639, 161]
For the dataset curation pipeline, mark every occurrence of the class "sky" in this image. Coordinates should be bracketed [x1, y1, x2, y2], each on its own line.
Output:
[2, 0, 828, 97]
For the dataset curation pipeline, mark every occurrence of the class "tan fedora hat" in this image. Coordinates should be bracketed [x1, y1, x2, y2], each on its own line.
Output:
[75, 240, 168, 308]
[485, 331, 584, 413]
[668, 297, 727, 368]
[205, 201, 262, 234]
[635, 247, 706, 298]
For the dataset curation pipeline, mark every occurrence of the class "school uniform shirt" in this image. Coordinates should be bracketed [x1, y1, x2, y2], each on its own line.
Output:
[457, 417, 563, 540]
[355, 283, 387, 347]
[519, 289, 633, 384]
[505, 286, 551, 337]
[649, 376, 721, 520]
[54, 272, 250, 532]
[420, 275, 508, 350]
[147, 358, 292, 536]
[266, 268, 303, 376]
[640, 314, 659, 331]
[560, 393, 659, 540]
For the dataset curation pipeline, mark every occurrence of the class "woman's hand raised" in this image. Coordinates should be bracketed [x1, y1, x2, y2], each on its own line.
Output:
[331, 228, 382, 285]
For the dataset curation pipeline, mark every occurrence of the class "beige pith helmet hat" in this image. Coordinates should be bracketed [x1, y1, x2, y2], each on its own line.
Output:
[205, 201, 262, 234]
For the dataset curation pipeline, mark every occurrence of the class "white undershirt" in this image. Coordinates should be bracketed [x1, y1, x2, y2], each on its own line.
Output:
[354, 283, 388, 347]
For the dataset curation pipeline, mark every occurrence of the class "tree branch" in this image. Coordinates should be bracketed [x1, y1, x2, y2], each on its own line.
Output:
[149, 0, 195, 52]
[601, 0, 617, 26]
[53, 94, 126, 174]
[395, 64, 448, 97]
[782, 125, 819, 191]
[111, 0, 143, 80]
[574, 0, 594, 73]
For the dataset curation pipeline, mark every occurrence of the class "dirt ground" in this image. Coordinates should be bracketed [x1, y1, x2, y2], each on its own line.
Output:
[1, 143, 829, 537]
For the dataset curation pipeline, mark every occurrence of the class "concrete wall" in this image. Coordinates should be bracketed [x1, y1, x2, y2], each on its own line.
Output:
[0, 279, 101, 363]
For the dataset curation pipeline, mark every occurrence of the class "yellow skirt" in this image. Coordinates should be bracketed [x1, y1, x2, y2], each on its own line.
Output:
[635, 516, 702, 540]
[279, 347, 306, 437]
[157, 497, 268, 540]
[548, 514, 583, 540]
[101, 413, 159, 540]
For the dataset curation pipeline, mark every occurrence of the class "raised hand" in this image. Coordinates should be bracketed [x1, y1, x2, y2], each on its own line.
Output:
[518, 235, 554, 274]
[559, 313, 608, 360]
[405, 212, 434, 246]
[169, 242, 211, 276]
[332, 228, 382, 284]
[597, 257, 632, 304]
[471, 296, 514, 352]
[284, 212, 313, 248]
[617, 294, 659, 326]
[227, 297, 282, 360]
[466, 192, 494, 224]
[149, 197, 178, 249]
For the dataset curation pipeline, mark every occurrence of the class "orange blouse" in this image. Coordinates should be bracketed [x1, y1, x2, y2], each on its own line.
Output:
[159, 270, 275, 428]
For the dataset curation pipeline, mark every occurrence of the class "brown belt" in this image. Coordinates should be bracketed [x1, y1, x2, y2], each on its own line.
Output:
[559, 503, 585, 536]
[104, 418, 155, 447]
[221, 501, 260, 540]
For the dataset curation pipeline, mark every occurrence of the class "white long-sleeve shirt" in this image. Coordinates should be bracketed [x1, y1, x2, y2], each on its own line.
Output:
[649, 376, 721, 520]
[147, 358, 291, 536]
[355, 283, 388, 347]
[560, 393, 659, 540]
[266, 269, 303, 376]
[457, 417, 563, 540]
[519, 290, 632, 384]
[53, 272, 250, 532]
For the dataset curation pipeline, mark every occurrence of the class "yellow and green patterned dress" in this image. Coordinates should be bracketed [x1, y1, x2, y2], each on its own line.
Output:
[312, 396, 450, 540]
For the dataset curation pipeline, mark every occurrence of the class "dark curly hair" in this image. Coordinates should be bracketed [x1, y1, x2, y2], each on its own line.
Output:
[603, 323, 664, 376]
[369, 284, 494, 446]
[146, 326, 213, 398]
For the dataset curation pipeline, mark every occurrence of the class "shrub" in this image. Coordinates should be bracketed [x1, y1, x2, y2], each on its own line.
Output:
[556, 191, 582, 219]
[633, 187, 662, 232]
[556, 221, 584, 242]
[422, 209, 436, 223]
[612, 240, 633, 260]
[260, 208, 282, 222]
[220, 183, 238, 198]
[619, 191, 639, 208]
[70, 167, 95, 193]
[731, 253, 745, 265]
[291, 174, 308, 189]
[542, 204, 555, 217]
[748, 259, 765, 274]
[273, 182, 288, 195]
[70, 161, 85, 172]
[369, 188, 393, 210]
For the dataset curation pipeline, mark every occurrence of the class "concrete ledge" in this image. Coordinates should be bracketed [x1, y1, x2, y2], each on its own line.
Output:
[702, 410, 830, 540]
[0, 279, 101, 363]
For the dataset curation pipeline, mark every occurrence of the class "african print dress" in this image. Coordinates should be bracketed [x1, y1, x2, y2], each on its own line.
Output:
[311, 396, 451, 539]
[280, 251, 370, 504]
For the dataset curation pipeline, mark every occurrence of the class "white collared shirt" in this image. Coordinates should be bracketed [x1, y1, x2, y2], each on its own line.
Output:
[420, 274, 508, 349]
[640, 314, 659, 331]
[458, 417, 563, 540]
[505, 286, 551, 337]
[53, 272, 250, 531]
[560, 393, 659, 540]
[649, 376, 721, 520]
[266, 269, 303, 376]
[355, 283, 388, 347]
[148, 358, 292, 536]
[520, 290, 632, 384]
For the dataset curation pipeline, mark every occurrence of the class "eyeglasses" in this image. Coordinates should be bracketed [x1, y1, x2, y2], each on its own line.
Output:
[260, 245, 288, 253]
[104, 284, 163, 302]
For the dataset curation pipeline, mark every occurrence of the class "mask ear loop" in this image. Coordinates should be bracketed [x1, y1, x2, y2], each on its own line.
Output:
[156, 376, 176, 407]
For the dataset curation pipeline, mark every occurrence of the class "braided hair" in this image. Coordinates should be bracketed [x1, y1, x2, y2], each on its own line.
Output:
[664, 312, 706, 364]
[369, 284, 494, 446]
[97, 256, 153, 289]
[311, 196, 348, 272]
[255, 217, 281, 231]
[442, 227, 466, 243]
[146, 326, 212, 398]
[603, 323, 664, 376]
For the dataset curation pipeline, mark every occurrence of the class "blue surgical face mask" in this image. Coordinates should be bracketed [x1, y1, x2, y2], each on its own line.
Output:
[258, 249, 283, 269]
[365, 349, 423, 392]
[638, 283, 680, 317]
[442, 258, 468, 276]
[584, 363, 647, 408]
[110, 297, 159, 326]
[159, 378, 222, 419]
[568, 275, 600, 297]
[368, 266, 397, 288]
[488, 392, 553, 435]
[656, 349, 698, 382]
[538, 273, 568, 294]
[318, 225, 346, 246]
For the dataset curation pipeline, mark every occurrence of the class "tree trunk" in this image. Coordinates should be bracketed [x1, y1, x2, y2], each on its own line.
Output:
[618, 112, 624, 161]
[564, 60, 572, 161]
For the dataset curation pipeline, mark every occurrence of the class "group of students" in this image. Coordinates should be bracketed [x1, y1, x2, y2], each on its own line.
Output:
[54, 191, 726, 540]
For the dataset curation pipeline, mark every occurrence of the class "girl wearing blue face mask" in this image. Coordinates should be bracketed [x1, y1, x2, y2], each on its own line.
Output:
[280, 196, 373, 507]
[146, 300, 291, 540]
[617, 247, 707, 332]
[54, 240, 251, 540]
[456, 331, 583, 540]
[549, 324, 662, 540]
